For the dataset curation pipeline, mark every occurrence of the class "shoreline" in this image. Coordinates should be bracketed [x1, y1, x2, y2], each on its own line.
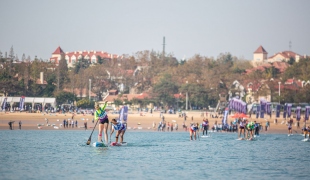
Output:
[0, 111, 307, 134]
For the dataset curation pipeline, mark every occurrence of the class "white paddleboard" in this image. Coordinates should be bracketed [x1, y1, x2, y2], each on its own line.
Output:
[236, 138, 245, 140]
[302, 139, 309, 142]
[92, 142, 107, 147]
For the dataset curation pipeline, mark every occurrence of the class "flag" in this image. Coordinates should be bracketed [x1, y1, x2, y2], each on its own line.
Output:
[276, 104, 281, 118]
[19, 96, 25, 111]
[305, 106, 310, 121]
[1, 97, 7, 110]
[296, 106, 301, 121]
[222, 108, 229, 125]
[260, 103, 265, 118]
[287, 104, 292, 118]
[256, 105, 260, 119]
[119, 105, 128, 122]
[266, 103, 271, 115]
[283, 105, 287, 118]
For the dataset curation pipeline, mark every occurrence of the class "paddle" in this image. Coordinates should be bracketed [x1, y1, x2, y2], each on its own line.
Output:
[197, 130, 200, 141]
[86, 119, 99, 145]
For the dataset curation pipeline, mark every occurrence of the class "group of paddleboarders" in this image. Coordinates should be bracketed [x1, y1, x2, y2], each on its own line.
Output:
[238, 118, 260, 140]
[94, 101, 128, 146]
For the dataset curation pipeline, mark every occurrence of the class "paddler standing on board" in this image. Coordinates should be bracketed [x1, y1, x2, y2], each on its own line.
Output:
[189, 123, 198, 141]
[94, 101, 109, 143]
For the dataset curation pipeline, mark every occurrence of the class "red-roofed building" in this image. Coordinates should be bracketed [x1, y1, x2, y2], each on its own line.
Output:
[49, 46, 123, 67]
[242, 80, 271, 103]
[246, 61, 289, 74]
[268, 51, 302, 63]
[253, 45, 268, 62]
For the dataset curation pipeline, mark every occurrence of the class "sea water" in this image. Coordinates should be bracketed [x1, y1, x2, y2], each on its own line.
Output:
[0, 130, 309, 180]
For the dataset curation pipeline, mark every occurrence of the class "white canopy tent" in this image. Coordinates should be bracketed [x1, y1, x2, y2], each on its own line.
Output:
[0, 96, 56, 110]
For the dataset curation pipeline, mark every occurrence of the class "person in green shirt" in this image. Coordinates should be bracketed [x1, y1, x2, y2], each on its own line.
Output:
[94, 101, 109, 143]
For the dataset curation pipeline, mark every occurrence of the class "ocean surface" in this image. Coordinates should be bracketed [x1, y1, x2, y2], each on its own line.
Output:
[0, 130, 309, 180]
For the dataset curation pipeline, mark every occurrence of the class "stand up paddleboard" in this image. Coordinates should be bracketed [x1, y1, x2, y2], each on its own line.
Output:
[288, 134, 293, 137]
[236, 138, 245, 140]
[302, 138, 309, 142]
[110, 142, 127, 146]
[92, 142, 107, 147]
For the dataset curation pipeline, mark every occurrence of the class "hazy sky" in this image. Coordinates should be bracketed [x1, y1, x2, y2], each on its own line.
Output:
[0, 0, 309, 61]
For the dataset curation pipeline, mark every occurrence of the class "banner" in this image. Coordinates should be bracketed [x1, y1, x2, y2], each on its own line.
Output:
[19, 96, 25, 111]
[260, 103, 265, 118]
[287, 104, 292, 117]
[119, 105, 128, 122]
[266, 103, 271, 115]
[1, 97, 7, 110]
[256, 105, 260, 119]
[283, 105, 287, 118]
[305, 106, 310, 121]
[296, 106, 301, 121]
[276, 104, 281, 118]
[222, 108, 229, 125]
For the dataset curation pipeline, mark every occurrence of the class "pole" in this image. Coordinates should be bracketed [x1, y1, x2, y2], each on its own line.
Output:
[89, 79, 91, 101]
[186, 81, 188, 110]
[186, 92, 188, 110]
[278, 82, 281, 103]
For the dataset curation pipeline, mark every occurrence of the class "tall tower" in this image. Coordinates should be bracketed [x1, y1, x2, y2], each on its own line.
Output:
[162, 36, 166, 60]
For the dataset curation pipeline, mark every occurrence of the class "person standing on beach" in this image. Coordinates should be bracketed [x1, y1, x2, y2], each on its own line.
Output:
[94, 101, 109, 143]
[287, 120, 293, 135]
[63, 119, 66, 128]
[8, 121, 12, 130]
[75, 120, 78, 128]
[19, 121, 22, 130]
[84, 121, 87, 130]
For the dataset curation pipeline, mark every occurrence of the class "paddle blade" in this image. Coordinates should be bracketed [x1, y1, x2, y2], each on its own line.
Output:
[86, 137, 91, 145]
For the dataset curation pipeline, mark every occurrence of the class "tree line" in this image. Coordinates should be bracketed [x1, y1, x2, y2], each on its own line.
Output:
[1, 49, 310, 109]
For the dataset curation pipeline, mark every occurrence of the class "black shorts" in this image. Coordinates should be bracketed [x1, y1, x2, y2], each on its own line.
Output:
[99, 118, 109, 124]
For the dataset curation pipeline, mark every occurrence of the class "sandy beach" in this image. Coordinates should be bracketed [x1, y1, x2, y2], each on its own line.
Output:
[0, 110, 306, 134]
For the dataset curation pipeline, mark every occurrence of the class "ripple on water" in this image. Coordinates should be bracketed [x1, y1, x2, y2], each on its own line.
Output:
[0, 131, 309, 179]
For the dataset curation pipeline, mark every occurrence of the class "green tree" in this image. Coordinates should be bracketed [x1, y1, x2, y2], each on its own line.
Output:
[58, 58, 69, 90]
[55, 91, 75, 105]
[153, 73, 179, 106]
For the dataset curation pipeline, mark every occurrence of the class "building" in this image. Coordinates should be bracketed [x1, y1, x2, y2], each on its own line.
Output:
[268, 51, 303, 63]
[252, 45, 305, 65]
[253, 45, 268, 62]
[50, 46, 123, 67]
